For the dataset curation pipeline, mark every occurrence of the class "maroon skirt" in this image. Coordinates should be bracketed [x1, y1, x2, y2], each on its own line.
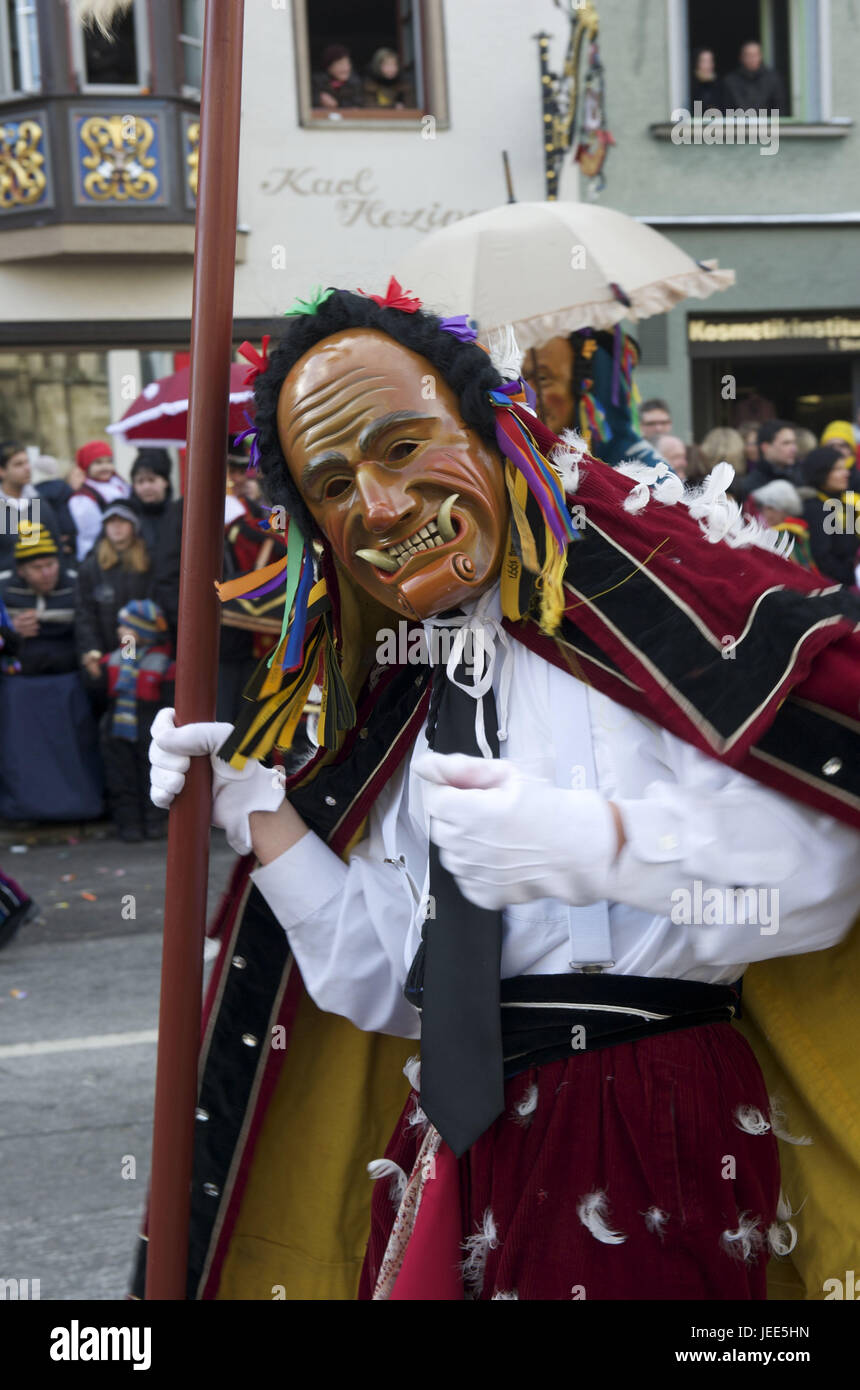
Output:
[359, 1022, 782, 1301]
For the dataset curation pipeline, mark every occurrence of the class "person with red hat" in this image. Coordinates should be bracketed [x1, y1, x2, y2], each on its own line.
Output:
[69, 439, 131, 563]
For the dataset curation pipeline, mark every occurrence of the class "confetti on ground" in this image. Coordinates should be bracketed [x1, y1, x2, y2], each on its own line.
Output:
[114, 869, 126, 877]
[61, 873, 76, 883]
[10, 844, 27, 854]
[66, 837, 79, 845]
[55, 902, 69, 909]
[9, 988, 27, 1000]
[80, 892, 97, 902]
[96, 867, 110, 875]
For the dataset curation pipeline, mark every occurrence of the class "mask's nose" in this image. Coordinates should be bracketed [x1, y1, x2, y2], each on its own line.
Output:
[354, 463, 415, 535]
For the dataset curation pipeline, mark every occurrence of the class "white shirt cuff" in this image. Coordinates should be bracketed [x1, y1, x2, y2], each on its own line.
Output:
[251, 830, 349, 928]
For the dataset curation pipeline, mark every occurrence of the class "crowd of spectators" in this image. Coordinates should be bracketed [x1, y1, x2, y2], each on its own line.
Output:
[641, 401, 860, 583]
[0, 436, 283, 836]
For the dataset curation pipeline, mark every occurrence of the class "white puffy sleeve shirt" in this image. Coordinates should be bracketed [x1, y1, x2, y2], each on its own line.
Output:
[252, 622, 860, 1040]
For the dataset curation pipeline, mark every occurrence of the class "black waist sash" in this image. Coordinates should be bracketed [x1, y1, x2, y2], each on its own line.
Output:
[499, 974, 738, 1079]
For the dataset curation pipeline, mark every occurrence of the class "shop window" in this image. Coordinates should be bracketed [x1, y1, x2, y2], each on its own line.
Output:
[0, 0, 41, 98]
[293, 0, 448, 126]
[179, 0, 203, 96]
[669, 0, 834, 122]
[71, 0, 150, 93]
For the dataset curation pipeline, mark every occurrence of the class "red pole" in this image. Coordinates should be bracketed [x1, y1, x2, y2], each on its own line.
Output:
[146, 0, 246, 1299]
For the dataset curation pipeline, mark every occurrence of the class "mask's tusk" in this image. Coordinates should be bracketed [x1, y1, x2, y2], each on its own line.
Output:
[437, 493, 459, 543]
[356, 547, 399, 573]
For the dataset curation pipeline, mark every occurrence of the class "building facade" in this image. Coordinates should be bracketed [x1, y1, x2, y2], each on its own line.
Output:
[598, 0, 860, 441]
[0, 0, 857, 469]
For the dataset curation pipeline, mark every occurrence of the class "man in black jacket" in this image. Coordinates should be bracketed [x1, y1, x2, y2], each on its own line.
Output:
[739, 419, 798, 497]
[0, 526, 78, 676]
[723, 41, 786, 114]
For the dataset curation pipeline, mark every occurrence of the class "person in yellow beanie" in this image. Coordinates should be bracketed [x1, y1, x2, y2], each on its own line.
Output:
[0, 522, 78, 676]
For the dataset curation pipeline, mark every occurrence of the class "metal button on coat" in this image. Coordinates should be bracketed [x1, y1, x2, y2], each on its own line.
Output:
[232, 955, 247, 970]
[822, 757, 842, 777]
[195, 1107, 209, 1121]
[203, 1182, 219, 1197]
[241, 1033, 258, 1047]
[324, 795, 337, 806]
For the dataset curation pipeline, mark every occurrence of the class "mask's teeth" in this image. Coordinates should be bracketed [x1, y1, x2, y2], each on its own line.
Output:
[355, 547, 399, 573]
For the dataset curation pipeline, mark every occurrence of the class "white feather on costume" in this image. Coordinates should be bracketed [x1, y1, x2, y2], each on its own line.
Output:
[577, 1190, 627, 1245]
[460, 1209, 500, 1298]
[485, 324, 524, 383]
[734, 1104, 772, 1136]
[367, 1158, 408, 1209]
[614, 458, 796, 558]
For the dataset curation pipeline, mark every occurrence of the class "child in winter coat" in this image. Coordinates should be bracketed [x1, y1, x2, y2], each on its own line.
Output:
[101, 599, 174, 842]
[69, 440, 131, 562]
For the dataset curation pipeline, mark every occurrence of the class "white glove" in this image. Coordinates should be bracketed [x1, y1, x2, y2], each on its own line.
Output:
[149, 707, 285, 855]
[414, 751, 618, 911]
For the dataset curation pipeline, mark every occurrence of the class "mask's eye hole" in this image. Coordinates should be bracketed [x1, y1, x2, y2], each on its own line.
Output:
[386, 441, 419, 464]
[323, 477, 351, 500]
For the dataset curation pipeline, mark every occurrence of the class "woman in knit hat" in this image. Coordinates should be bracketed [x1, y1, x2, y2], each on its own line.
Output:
[101, 598, 174, 841]
[68, 439, 131, 563]
[130, 448, 173, 555]
[74, 502, 154, 706]
[800, 445, 859, 586]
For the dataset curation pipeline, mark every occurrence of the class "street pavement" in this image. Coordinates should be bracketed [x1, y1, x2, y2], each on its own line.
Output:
[0, 819, 235, 1300]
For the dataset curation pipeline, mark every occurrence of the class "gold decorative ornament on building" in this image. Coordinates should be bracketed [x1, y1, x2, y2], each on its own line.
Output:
[535, 0, 604, 200]
[187, 121, 200, 198]
[0, 119, 47, 210]
[79, 114, 158, 202]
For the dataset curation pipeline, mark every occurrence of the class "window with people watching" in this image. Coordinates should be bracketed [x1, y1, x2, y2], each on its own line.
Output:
[685, 0, 791, 115]
[293, 0, 447, 126]
[668, 0, 837, 124]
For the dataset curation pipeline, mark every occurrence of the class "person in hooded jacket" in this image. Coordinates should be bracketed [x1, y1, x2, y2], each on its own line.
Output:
[800, 446, 859, 587]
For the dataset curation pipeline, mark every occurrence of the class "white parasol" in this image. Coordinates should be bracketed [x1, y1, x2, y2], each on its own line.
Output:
[393, 200, 735, 350]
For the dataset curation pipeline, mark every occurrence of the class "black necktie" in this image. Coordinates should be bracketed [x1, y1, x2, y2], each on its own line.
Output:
[413, 653, 505, 1158]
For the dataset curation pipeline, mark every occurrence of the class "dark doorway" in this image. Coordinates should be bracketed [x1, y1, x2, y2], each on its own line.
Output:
[692, 356, 855, 441]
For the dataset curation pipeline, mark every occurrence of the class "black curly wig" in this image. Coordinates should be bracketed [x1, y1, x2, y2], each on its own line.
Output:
[254, 290, 506, 543]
